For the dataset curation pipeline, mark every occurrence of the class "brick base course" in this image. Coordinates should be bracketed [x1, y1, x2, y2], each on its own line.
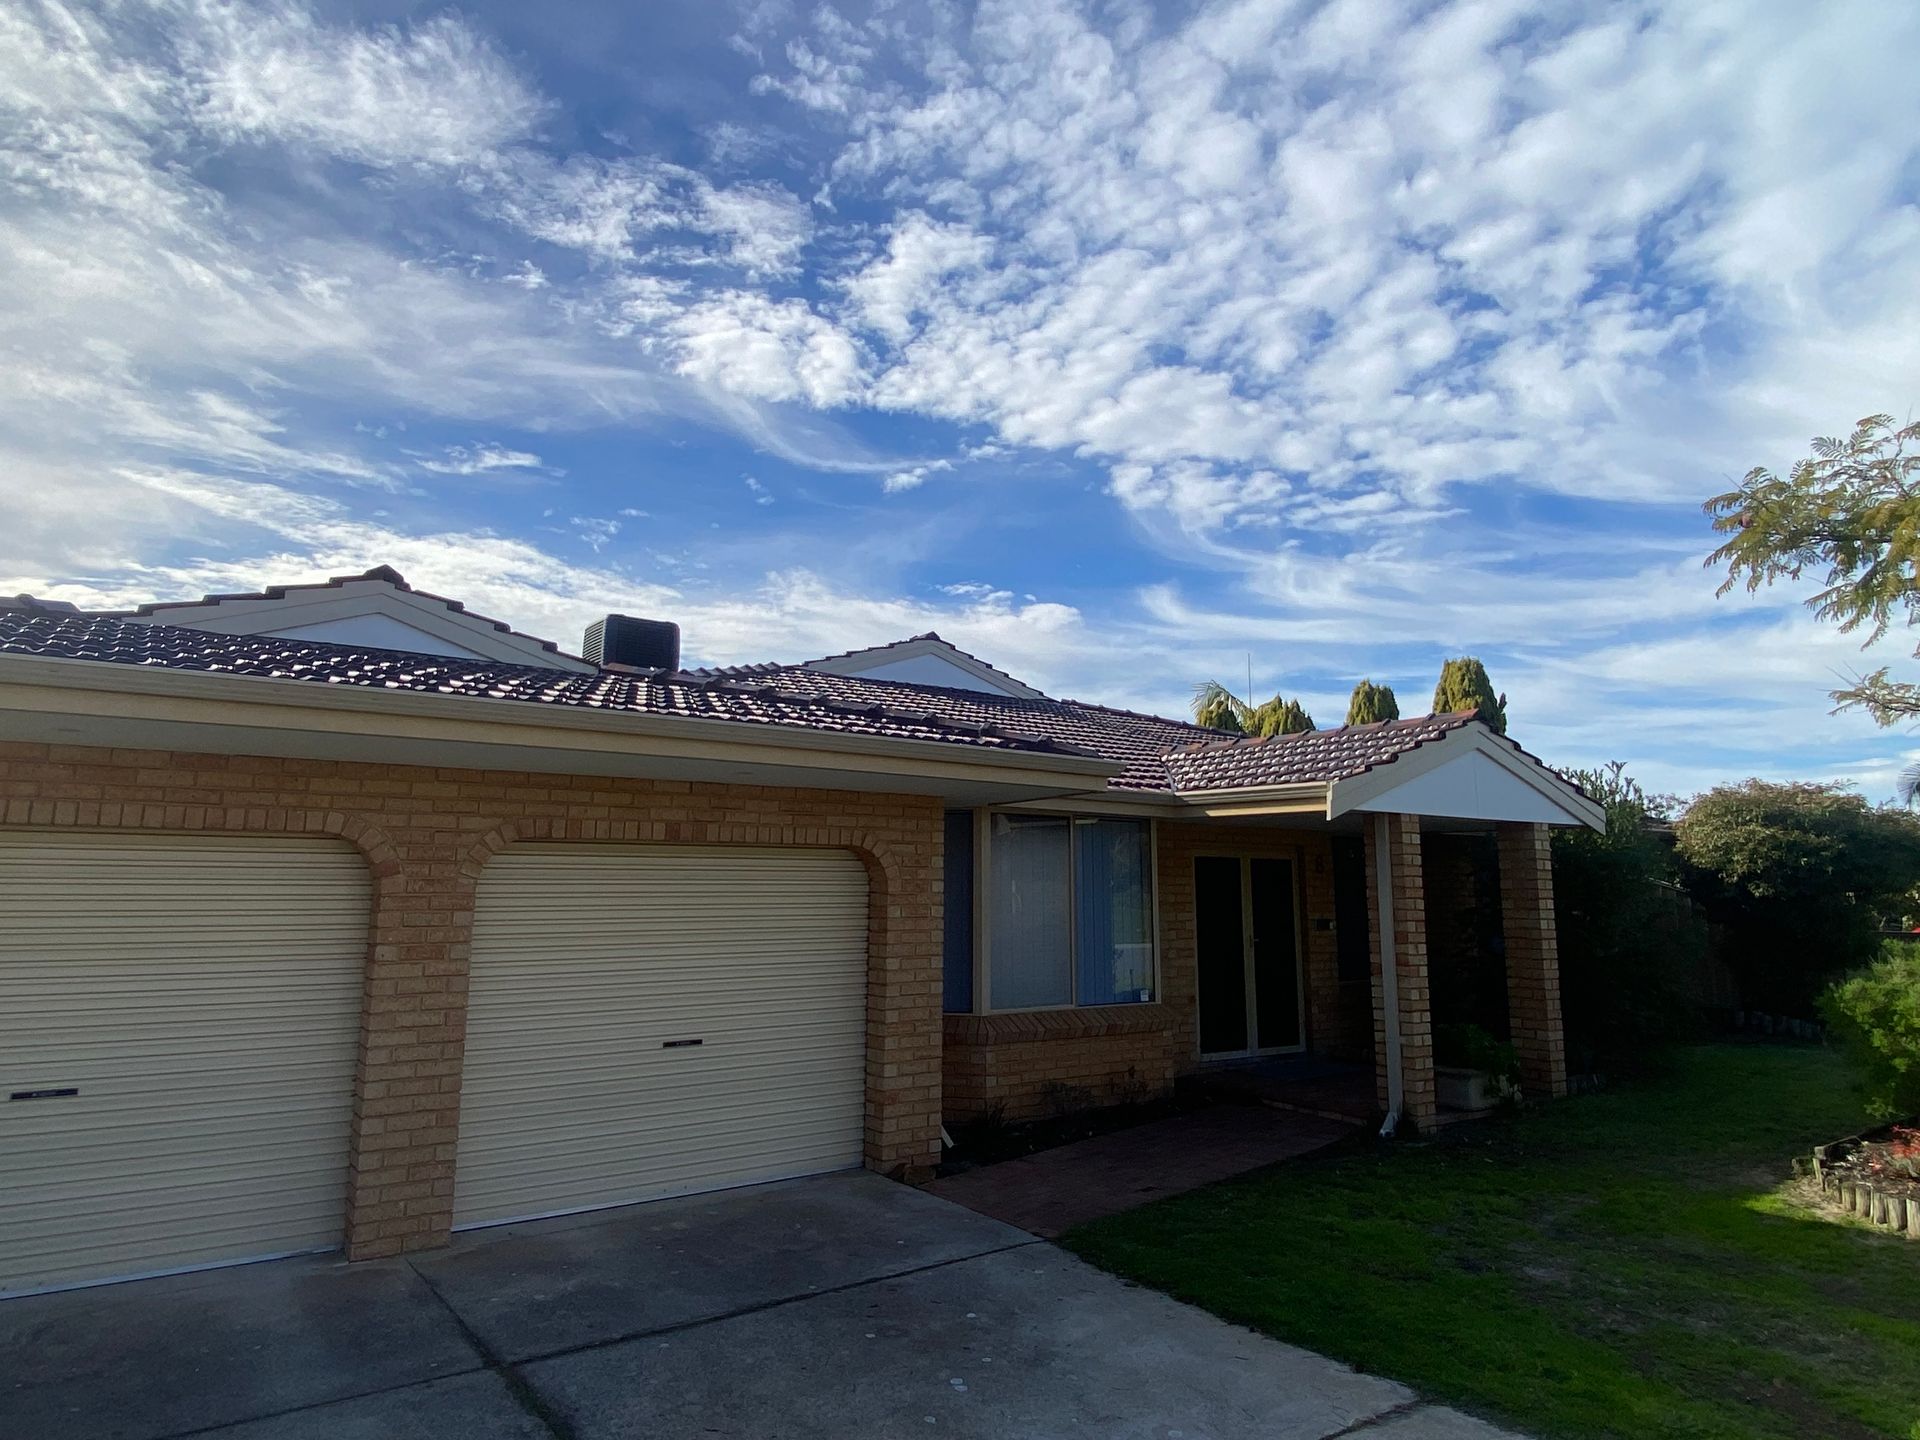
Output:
[0, 742, 944, 1260]
[942, 1007, 1177, 1122]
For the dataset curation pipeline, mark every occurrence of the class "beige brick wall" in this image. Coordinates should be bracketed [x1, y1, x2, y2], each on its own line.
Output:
[940, 820, 1342, 1125]
[0, 741, 944, 1260]
[1497, 822, 1568, 1098]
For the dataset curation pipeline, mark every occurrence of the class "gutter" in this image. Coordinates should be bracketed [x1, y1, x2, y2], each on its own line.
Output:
[1164, 779, 1329, 802]
[1372, 812, 1404, 1138]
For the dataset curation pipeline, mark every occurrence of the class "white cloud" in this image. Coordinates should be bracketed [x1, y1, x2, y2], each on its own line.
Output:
[569, 515, 620, 551]
[187, 2, 548, 167]
[843, 213, 991, 341]
[669, 292, 863, 406]
[483, 155, 811, 276]
[739, 0, 1920, 542]
[418, 444, 547, 476]
[880, 459, 951, 494]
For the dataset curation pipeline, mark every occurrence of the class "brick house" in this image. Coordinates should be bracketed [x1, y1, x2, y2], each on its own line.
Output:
[0, 568, 1602, 1296]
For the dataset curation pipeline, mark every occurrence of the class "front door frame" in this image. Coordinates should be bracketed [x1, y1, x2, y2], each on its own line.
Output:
[1195, 852, 1307, 1061]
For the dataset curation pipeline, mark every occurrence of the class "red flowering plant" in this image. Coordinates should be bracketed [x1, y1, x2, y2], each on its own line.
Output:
[1863, 1127, 1919, 1186]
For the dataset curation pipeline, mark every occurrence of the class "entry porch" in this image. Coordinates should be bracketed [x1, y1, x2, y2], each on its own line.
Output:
[942, 732, 1596, 1135]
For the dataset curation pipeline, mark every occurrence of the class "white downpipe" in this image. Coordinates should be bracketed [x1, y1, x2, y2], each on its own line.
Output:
[1373, 812, 1404, 1138]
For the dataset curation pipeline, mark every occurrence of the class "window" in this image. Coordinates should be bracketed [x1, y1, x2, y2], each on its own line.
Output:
[1074, 818, 1154, 1004]
[984, 813, 1154, 1009]
[989, 814, 1073, 1007]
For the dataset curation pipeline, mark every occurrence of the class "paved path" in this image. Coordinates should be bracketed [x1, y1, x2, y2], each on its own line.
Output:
[926, 1103, 1355, 1236]
[1, 1171, 1524, 1440]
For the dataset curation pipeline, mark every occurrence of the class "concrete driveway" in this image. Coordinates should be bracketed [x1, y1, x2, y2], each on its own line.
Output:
[1, 1172, 1521, 1440]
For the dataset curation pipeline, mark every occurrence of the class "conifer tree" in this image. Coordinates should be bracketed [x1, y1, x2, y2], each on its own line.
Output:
[1432, 657, 1507, 732]
[1346, 679, 1399, 726]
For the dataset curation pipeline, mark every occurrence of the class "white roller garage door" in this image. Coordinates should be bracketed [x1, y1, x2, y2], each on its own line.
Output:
[455, 844, 869, 1228]
[0, 832, 368, 1296]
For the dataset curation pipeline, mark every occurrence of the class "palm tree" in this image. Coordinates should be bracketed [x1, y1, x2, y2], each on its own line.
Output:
[1899, 759, 1920, 807]
[1191, 681, 1314, 736]
[1192, 680, 1248, 733]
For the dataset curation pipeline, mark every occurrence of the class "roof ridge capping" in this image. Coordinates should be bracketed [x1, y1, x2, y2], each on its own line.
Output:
[1167, 709, 1474, 757]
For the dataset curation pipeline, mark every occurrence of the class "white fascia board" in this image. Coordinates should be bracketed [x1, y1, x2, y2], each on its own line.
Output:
[998, 791, 1188, 817]
[0, 653, 1122, 787]
[1328, 727, 1604, 831]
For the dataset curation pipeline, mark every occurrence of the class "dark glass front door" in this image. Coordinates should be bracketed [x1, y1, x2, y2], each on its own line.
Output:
[1196, 856, 1302, 1055]
[1195, 857, 1247, 1055]
[1251, 857, 1301, 1050]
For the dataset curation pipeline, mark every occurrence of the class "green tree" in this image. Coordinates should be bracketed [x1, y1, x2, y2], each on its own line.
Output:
[1552, 763, 1703, 1068]
[1675, 780, 1920, 1011]
[1432, 657, 1507, 732]
[1346, 678, 1400, 726]
[1705, 413, 1920, 723]
[1191, 682, 1315, 736]
[1253, 696, 1315, 735]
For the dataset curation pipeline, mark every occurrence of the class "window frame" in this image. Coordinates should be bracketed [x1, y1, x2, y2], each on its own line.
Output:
[969, 808, 1162, 1014]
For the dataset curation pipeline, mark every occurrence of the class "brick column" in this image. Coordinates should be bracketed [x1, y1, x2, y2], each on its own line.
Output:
[344, 833, 474, 1261]
[1497, 822, 1567, 1099]
[861, 833, 944, 1182]
[1363, 813, 1435, 1130]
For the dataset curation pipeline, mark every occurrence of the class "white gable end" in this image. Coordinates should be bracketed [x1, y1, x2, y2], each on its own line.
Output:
[844, 653, 1023, 693]
[266, 614, 487, 658]
[118, 573, 593, 672]
[805, 636, 1045, 698]
[1348, 748, 1583, 826]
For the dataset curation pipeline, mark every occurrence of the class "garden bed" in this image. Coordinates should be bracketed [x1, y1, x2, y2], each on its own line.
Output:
[1800, 1123, 1920, 1239]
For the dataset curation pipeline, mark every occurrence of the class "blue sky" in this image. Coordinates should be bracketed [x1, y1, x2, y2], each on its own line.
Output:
[3, 0, 1918, 799]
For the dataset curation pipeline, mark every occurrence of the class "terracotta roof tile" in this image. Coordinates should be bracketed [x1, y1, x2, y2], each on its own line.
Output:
[1161, 713, 1480, 792]
[674, 663, 1222, 789]
[0, 607, 1577, 801]
[0, 611, 1100, 760]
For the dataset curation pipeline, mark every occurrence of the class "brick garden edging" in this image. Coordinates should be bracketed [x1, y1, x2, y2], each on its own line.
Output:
[1804, 1129, 1920, 1240]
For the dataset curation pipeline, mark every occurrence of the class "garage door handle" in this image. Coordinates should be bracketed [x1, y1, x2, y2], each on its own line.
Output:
[661, 1038, 704, 1049]
[11, 1087, 79, 1101]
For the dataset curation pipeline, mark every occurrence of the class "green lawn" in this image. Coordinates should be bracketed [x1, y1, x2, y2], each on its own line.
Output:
[1063, 1046, 1920, 1440]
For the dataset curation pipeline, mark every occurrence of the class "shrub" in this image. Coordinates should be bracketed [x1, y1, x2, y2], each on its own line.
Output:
[1553, 763, 1704, 1069]
[1676, 781, 1920, 1012]
[1822, 941, 1920, 1122]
